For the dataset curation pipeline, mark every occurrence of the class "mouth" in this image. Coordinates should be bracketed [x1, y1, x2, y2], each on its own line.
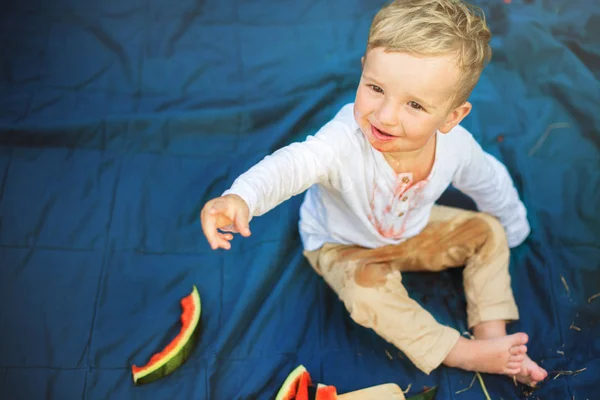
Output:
[370, 124, 396, 142]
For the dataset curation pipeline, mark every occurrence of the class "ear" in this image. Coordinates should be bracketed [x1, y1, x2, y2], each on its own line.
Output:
[361, 56, 365, 68]
[439, 101, 472, 134]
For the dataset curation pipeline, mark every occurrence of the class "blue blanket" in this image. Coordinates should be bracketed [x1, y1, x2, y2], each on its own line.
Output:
[1, 0, 599, 398]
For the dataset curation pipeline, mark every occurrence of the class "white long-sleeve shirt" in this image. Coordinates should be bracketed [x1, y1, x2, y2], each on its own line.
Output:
[222, 103, 530, 251]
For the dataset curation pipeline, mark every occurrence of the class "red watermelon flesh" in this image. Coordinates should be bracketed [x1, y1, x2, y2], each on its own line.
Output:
[316, 384, 338, 399]
[295, 371, 313, 400]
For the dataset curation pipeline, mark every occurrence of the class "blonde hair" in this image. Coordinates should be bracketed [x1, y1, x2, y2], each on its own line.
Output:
[367, 0, 492, 109]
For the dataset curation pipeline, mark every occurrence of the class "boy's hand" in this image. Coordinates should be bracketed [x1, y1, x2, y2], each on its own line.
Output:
[200, 194, 251, 250]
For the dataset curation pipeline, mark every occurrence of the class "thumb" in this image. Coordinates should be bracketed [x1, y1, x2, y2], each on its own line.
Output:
[234, 208, 251, 237]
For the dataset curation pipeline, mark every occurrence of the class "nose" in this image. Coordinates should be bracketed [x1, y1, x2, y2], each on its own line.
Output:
[375, 100, 399, 127]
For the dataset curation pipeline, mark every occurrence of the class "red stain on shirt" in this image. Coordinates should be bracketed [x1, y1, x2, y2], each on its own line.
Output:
[369, 179, 409, 240]
[367, 170, 433, 240]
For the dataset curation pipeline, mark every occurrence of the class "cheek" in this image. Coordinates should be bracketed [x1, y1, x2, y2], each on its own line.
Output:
[403, 113, 433, 134]
[401, 117, 418, 134]
[354, 88, 373, 115]
[354, 93, 372, 129]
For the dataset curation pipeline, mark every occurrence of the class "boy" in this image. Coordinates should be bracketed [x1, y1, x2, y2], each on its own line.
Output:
[200, 0, 547, 386]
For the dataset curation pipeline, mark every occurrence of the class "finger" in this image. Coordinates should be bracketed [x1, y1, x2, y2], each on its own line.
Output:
[201, 214, 221, 250]
[214, 236, 231, 250]
[207, 225, 232, 250]
[219, 232, 234, 241]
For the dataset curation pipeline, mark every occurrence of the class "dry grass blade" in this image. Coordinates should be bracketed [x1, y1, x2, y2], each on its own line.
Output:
[528, 122, 571, 156]
[385, 349, 393, 360]
[560, 275, 570, 295]
[570, 324, 581, 331]
[552, 367, 587, 380]
[455, 375, 477, 394]
[588, 293, 600, 303]
[403, 383, 412, 394]
[476, 372, 492, 400]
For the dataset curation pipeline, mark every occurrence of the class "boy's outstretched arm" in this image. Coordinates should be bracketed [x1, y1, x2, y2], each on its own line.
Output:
[452, 130, 530, 248]
[200, 119, 349, 250]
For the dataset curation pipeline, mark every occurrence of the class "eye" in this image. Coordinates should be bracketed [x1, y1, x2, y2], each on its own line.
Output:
[369, 84, 384, 94]
[408, 101, 424, 111]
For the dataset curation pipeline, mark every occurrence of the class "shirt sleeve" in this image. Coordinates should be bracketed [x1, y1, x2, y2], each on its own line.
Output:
[221, 121, 349, 220]
[451, 131, 531, 248]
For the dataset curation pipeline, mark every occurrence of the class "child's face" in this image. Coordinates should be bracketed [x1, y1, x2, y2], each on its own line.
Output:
[353, 47, 471, 155]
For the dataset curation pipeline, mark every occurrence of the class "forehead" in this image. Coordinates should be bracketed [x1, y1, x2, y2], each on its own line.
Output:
[363, 47, 461, 103]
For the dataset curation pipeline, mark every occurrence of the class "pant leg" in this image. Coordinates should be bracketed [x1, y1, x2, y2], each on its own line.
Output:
[393, 204, 520, 328]
[304, 243, 461, 375]
[303, 205, 519, 374]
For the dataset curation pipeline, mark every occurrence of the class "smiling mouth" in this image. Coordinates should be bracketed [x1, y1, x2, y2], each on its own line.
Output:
[371, 124, 396, 141]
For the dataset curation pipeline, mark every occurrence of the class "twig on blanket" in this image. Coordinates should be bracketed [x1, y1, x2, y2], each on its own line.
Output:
[588, 293, 600, 303]
[402, 383, 412, 394]
[476, 372, 492, 400]
[385, 349, 393, 360]
[569, 323, 581, 331]
[455, 375, 477, 394]
[528, 122, 571, 156]
[552, 367, 587, 380]
[560, 275, 570, 295]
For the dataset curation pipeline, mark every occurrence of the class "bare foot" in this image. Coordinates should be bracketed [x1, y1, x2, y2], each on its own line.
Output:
[443, 333, 529, 376]
[471, 320, 547, 386]
[515, 354, 548, 386]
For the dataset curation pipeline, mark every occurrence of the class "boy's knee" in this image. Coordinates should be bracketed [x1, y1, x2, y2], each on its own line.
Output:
[340, 283, 381, 328]
[473, 213, 508, 247]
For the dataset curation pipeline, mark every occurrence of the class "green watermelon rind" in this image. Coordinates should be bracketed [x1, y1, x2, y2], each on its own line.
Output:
[131, 285, 202, 385]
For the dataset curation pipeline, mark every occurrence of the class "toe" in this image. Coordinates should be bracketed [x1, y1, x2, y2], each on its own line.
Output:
[510, 345, 527, 355]
[514, 332, 529, 345]
[506, 367, 521, 375]
[510, 354, 526, 363]
[508, 361, 521, 370]
[531, 366, 547, 381]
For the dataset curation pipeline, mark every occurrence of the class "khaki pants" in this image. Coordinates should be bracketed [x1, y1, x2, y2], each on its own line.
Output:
[303, 205, 520, 374]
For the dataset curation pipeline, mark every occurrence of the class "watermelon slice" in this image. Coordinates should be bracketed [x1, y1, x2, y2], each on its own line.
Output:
[275, 365, 309, 400]
[276, 365, 338, 400]
[131, 285, 202, 385]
